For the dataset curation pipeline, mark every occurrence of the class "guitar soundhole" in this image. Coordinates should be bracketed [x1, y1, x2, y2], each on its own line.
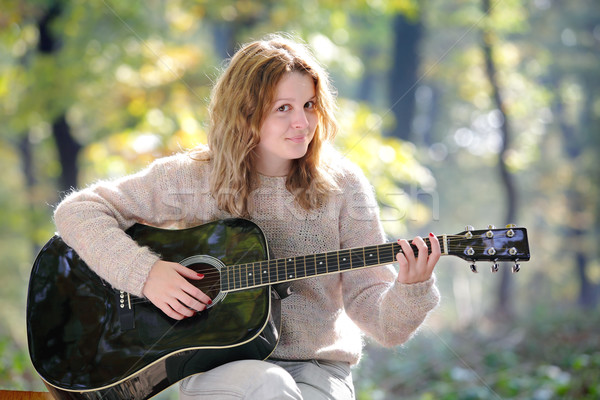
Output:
[179, 255, 227, 308]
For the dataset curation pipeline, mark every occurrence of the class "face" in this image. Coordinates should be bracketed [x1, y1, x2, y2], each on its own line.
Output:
[255, 71, 317, 176]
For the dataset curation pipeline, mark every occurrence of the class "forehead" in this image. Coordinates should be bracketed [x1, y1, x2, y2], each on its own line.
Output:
[273, 72, 315, 100]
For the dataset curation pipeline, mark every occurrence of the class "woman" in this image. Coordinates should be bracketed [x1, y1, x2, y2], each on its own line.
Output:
[54, 34, 441, 399]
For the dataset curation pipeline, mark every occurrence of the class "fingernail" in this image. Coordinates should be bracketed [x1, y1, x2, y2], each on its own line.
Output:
[197, 273, 204, 278]
[208, 300, 213, 305]
[429, 232, 435, 237]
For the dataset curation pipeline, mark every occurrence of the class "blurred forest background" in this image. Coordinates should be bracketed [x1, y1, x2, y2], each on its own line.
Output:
[1, 0, 599, 399]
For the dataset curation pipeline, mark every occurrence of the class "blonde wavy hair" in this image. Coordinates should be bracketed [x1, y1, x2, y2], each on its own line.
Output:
[194, 34, 340, 217]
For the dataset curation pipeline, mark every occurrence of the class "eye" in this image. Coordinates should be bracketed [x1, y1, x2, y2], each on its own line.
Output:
[277, 104, 291, 112]
[304, 101, 316, 110]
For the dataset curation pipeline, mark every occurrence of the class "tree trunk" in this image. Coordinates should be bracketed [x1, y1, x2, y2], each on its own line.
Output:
[19, 135, 35, 189]
[553, 91, 598, 308]
[388, 13, 422, 141]
[357, 48, 378, 103]
[481, 0, 518, 317]
[52, 113, 81, 192]
[37, 1, 81, 192]
[212, 23, 237, 59]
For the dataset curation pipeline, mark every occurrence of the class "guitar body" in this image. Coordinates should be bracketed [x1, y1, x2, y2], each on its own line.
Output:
[27, 217, 530, 399]
[26, 219, 280, 400]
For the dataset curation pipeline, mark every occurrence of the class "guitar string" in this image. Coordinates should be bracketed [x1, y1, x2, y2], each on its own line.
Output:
[129, 279, 223, 306]
[138, 233, 523, 282]
[126, 233, 525, 304]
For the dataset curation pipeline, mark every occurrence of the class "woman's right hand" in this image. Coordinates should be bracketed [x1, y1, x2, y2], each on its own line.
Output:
[142, 260, 212, 320]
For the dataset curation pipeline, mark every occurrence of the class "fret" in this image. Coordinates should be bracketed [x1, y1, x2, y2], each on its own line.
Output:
[326, 251, 339, 273]
[268, 259, 278, 285]
[424, 237, 434, 256]
[315, 253, 327, 275]
[350, 248, 365, 269]
[221, 265, 230, 291]
[379, 243, 396, 264]
[246, 263, 253, 287]
[233, 263, 241, 290]
[248, 263, 256, 287]
[240, 263, 247, 287]
[248, 263, 260, 286]
[305, 254, 316, 277]
[277, 258, 287, 283]
[233, 265, 238, 289]
[338, 249, 352, 271]
[284, 257, 293, 281]
[363, 245, 380, 267]
[295, 256, 307, 279]
[258, 261, 268, 285]
[240, 264, 247, 288]
[240, 263, 248, 289]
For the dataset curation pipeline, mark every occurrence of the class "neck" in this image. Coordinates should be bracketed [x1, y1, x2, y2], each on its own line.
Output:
[255, 158, 291, 177]
[221, 236, 445, 292]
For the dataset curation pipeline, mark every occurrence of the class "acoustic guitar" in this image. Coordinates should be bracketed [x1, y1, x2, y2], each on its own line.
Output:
[26, 218, 530, 399]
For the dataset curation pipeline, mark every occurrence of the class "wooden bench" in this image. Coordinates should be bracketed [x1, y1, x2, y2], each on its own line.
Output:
[0, 391, 53, 400]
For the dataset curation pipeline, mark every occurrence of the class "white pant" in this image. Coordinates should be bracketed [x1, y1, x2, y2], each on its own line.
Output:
[179, 359, 355, 400]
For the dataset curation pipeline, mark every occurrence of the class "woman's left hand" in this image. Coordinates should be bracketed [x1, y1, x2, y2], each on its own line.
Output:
[396, 233, 441, 284]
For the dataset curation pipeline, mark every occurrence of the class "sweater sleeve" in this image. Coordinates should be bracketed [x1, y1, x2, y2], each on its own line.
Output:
[338, 163, 441, 347]
[53, 155, 198, 296]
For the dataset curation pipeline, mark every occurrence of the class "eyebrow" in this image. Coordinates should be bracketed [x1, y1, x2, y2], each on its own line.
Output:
[273, 95, 317, 103]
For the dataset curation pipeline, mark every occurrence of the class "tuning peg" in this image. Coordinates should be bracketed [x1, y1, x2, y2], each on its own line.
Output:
[470, 263, 478, 273]
[512, 262, 521, 273]
[491, 263, 499, 273]
[506, 224, 517, 238]
[465, 225, 475, 239]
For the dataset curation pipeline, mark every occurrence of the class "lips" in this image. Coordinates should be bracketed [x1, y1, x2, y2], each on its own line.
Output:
[287, 136, 307, 143]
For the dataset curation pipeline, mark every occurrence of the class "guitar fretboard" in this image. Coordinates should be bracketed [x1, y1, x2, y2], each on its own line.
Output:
[221, 238, 438, 292]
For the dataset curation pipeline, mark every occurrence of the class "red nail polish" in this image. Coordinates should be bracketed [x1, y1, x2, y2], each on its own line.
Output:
[429, 232, 435, 237]
[208, 299, 213, 305]
[197, 273, 204, 278]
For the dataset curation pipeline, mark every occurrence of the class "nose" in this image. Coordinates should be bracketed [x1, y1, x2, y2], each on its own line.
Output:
[292, 109, 309, 130]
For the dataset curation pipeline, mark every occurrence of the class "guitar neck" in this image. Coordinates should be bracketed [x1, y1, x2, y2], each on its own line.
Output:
[221, 235, 447, 292]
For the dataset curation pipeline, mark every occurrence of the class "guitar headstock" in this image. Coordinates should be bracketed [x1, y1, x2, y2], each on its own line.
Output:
[446, 224, 530, 273]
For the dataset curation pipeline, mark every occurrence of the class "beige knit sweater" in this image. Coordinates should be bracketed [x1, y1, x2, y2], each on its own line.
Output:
[54, 151, 440, 365]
